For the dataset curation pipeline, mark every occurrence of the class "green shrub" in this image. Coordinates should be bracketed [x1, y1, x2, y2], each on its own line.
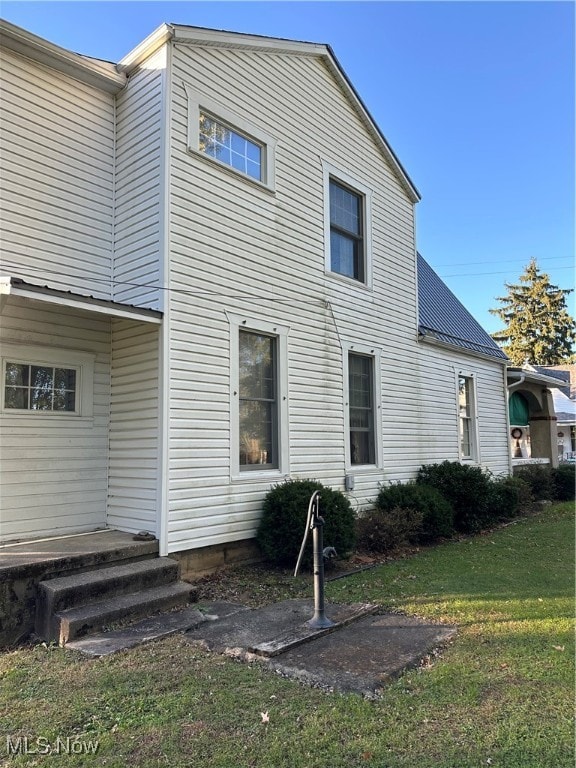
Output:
[256, 479, 356, 568]
[487, 476, 532, 520]
[513, 465, 555, 500]
[552, 465, 575, 501]
[416, 461, 494, 534]
[355, 506, 423, 554]
[375, 482, 455, 542]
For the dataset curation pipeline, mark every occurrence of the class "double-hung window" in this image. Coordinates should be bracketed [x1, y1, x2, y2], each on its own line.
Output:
[348, 353, 376, 465]
[323, 162, 372, 287]
[230, 316, 289, 478]
[239, 330, 278, 469]
[458, 375, 478, 461]
[330, 180, 364, 282]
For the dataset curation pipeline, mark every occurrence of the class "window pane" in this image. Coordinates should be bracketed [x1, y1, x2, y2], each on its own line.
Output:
[330, 181, 361, 235]
[4, 387, 28, 409]
[5, 363, 29, 386]
[239, 400, 273, 466]
[199, 113, 262, 182]
[460, 417, 471, 457]
[53, 390, 76, 411]
[239, 332, 274, 400]
[54, 368, 76, 390]
[330, 231, 356, 278]
[350, 429, 374, 466]
[31, 388, 52, 410]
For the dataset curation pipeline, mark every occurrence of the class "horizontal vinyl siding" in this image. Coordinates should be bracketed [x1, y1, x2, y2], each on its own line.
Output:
[417, 343, 510, 475]
[106, 319, 160, 534]
[166, 46, 420, 553]
[0, 48, 115, 298]
[0, 298, 111, 543]
[113, 47, 165, 309]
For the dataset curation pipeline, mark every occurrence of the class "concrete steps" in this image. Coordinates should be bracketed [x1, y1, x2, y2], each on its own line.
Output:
[36, 557, 197, 645]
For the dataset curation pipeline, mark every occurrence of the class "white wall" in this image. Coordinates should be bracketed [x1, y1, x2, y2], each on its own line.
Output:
[0, 47, 116, 298]
[0, 298, 111, 543]
[107, 319, 161, 535]
[417, 342, 510, 476]
[113, 47, 166, 310]
[165, 44, 420, 553]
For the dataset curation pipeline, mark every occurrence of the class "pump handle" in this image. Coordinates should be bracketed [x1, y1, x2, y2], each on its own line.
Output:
[293, 490, 320, 577]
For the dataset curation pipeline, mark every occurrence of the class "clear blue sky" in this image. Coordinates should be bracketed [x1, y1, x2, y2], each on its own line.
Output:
[2, 1, 574, 333]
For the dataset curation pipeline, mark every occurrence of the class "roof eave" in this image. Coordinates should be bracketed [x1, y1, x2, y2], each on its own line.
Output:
[0, 18, 126, 93]
[117, 22, 174, 73]
[418, 329, 509, 365]
[156, 24, 420, 204]
[1, 276, 162, 324]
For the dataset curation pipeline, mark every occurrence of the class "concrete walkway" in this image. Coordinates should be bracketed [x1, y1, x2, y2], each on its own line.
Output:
[68, 598, 456, 697]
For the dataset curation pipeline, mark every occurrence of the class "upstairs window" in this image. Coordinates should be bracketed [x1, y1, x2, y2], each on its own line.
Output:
[4, 362, 77, 412]
[185, 87, 276, 191]
[199, 113, 262, 182]
[330, 180, 364, 281]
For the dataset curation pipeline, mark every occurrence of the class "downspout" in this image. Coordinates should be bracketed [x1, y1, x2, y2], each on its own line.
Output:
[506, 373, 526, 473]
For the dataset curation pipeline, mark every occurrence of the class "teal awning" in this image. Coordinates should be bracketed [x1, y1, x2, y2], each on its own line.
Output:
[509, 392, 529, 426]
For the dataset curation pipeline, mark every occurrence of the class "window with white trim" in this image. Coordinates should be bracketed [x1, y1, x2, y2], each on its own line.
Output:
[458, 374, 478, 460]
[343, 343, 382, 470]
[323, 162, 372, 286]
[239, 330, 278, 469]
[185, 86, 276, 190]
[1, 345, 94, 417]
[229, 316, 289, 478]
[348, 353, 375, 465]
[4, 362, 77, 412]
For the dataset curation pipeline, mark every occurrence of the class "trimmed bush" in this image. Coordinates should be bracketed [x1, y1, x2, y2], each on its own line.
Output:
[487, 476, 532, 520]
[416, 461, 494, 534]
[355, 506, 423, 554]
[513, 465, 555, 501]
[256, 479, 355, 568]
[375, 482, 455, 542]
[552, 465, 576, 501]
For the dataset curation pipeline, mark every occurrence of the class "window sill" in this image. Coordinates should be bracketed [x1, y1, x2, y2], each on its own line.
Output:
[346, 465, 383, 474]
[325, 270, 373, 292]
[188, 148, 276, 194]
[231, 469, 288, 483]
[0, 413, 94, 425]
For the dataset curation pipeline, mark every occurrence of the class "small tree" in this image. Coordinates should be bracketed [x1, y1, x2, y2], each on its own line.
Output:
[490, 258, 575, 365]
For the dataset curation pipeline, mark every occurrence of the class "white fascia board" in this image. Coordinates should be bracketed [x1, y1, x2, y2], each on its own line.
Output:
[170, 24, 420, 203]
[118, 23, 174, 74]
[0, 19, 126, 93]
[2, 278, 162, 324]
[323, 49, 421, 204]
[171, 24, 327, 57]
[507, 368, 568, 389]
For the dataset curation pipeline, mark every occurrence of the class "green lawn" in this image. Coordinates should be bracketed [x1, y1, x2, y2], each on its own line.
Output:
[1, 503, 574, 768]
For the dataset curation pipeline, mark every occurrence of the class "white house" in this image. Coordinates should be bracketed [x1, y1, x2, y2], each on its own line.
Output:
[0, 20, 512, 566]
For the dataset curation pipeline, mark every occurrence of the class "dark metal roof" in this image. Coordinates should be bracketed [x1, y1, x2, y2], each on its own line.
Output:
[5, 277, 163, 322]
[417, 253, 508, 361]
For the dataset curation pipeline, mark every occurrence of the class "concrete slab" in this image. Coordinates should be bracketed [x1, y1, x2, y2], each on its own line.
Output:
[185, 599, 377, 658]
[184, 599, 456, 696]
[268, 613, 457, 697]
[65, 602, 248, 657]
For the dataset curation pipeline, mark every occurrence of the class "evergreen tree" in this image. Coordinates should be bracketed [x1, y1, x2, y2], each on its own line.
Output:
[490, 258, 576, 365]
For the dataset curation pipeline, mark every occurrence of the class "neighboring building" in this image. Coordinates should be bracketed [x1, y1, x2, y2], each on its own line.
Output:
[0, 20, 512, 563]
